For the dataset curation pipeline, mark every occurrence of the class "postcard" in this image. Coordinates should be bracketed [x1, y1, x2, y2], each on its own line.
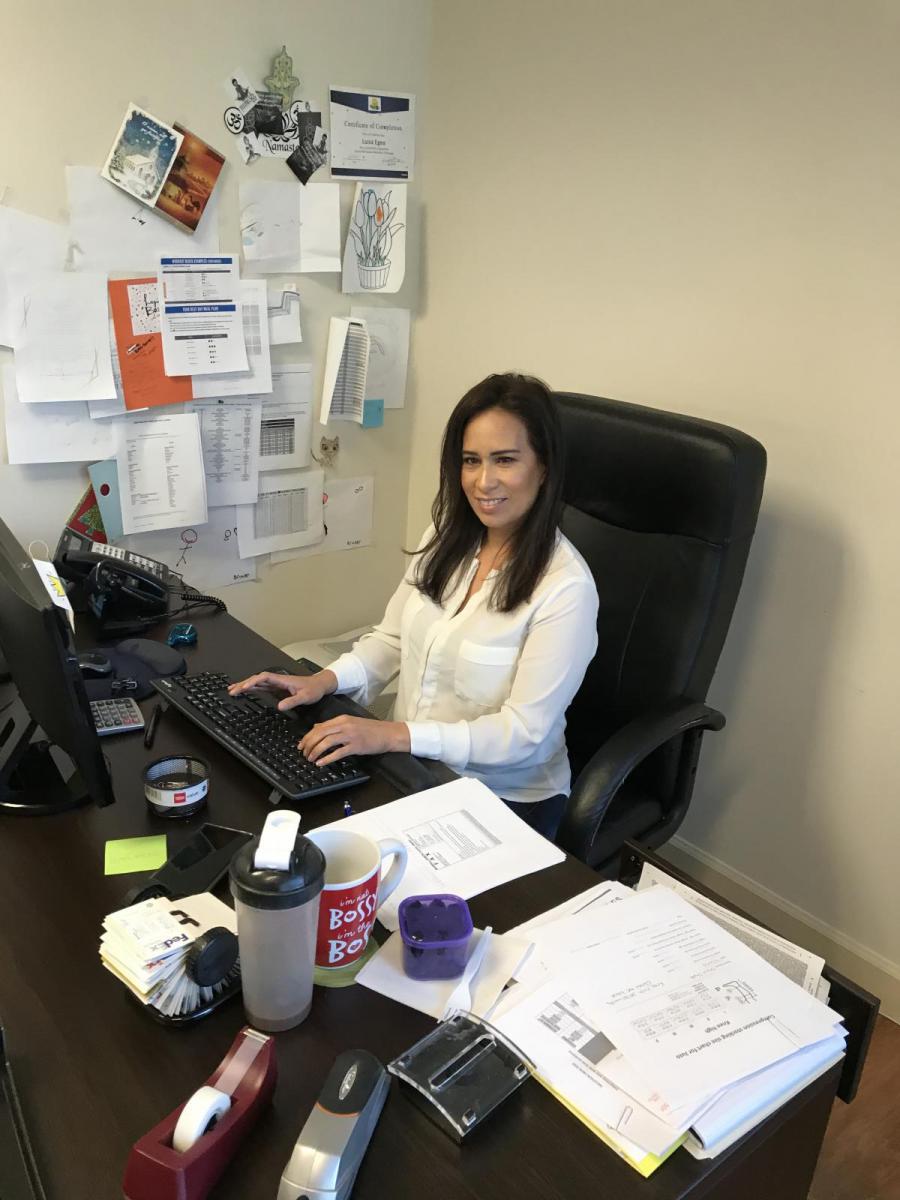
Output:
[153, 124, 225, 234]
[101, 103, 184, 206]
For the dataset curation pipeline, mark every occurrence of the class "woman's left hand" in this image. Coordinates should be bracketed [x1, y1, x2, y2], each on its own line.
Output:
[299, 716, 410, 765]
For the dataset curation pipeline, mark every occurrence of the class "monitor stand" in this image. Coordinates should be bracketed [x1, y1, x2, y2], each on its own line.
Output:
[0, 697, 90, 815]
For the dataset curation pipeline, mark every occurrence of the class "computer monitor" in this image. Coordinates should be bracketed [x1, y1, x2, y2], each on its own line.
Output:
[0, 517, 115, 813]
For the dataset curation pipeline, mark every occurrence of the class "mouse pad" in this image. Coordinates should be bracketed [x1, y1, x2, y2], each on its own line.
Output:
[82, 638, 186, 702]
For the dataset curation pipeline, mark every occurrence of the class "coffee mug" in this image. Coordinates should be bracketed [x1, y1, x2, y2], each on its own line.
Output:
[307, 828, 408, 969]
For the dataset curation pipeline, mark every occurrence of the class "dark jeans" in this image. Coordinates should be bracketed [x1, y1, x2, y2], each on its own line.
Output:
[503, 793, 567, 840]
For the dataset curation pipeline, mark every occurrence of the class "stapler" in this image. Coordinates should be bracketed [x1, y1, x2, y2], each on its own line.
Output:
[122, 1026, 277, 1200]
[277, 1049, 389, 1200]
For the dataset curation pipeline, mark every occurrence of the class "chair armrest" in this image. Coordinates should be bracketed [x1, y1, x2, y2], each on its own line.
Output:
[556, 698, 725, 860]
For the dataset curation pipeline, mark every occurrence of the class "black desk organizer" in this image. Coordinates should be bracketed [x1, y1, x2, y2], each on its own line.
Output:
[0, 1025, 46, 1200]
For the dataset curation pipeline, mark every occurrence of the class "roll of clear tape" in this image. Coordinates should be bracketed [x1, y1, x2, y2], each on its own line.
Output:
[172, 1085, 232, 1153]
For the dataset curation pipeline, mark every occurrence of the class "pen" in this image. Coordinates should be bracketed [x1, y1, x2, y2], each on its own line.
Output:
[143, 701, 163, 750]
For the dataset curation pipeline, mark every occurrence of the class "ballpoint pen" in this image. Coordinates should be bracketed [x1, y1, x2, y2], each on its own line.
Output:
[143, 701, 164, 750]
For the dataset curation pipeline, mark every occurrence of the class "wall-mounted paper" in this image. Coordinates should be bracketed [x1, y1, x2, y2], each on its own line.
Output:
[9, 271, 117, 404]
[0, 205, 70, 346]
[188, 397, 262, 507]
[159, 255, 248, 377]
[116, 410, 208, 535]
[237, 182, 340, 274]
[342, 184, 406, 294]
[3, 366, 117, 464]
[329, 87, 415, 180]
[66, 167, 221, 273]
[258, 364, 313, 471]
[240, 180, 300, 262]
[87, 459, 124, 541]
[349, 305, 410, 408]
[236, 467, 324, 557]
[320, 318, 369, 425]
[192, 279, 272, 398]
[109, 278, 193, 410]
[267, 287, 303, 345]
[271, 475, 374, 563]
[117, 504, 257, 590]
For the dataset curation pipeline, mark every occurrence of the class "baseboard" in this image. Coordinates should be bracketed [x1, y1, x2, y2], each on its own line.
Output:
[661, 835, 900, 1025]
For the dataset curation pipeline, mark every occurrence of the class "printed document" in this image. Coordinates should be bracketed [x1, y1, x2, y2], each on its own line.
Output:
[108, 278, 192, 410]
[561, 888, 841, 1108]
[192, 279, 272, 398]
[636, 860, 826, 996]
[116, 411, 208, 535]
[235, 467, 324, 557]
[188, 397, 261, 507]
[312, 778, 565, 932]
[158, 255, 247, 376]
[329, 87, 415, 180]
[258, 364, 313, 471]
[9, 270, 116, 404]
[270, 475, 373, 563]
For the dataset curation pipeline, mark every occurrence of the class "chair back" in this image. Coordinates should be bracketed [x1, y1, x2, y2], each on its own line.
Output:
[556, 392, 766, 785]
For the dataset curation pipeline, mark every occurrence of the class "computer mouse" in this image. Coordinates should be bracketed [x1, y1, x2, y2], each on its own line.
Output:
[167, 623, 198, 648]
[78, 651, 113, 678]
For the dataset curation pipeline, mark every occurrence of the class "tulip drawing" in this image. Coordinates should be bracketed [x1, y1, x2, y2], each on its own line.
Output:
[348, 187, 404, 287]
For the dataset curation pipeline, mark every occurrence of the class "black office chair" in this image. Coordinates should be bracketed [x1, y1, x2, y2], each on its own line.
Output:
[554, 392, 766, 872]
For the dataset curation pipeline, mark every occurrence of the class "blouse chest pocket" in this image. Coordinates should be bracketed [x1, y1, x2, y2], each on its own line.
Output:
[454, 640, 520, 708]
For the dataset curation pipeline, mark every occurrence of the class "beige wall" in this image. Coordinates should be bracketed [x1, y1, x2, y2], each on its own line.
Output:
[413, 0, 900, 988]
[0, 0, 431, 650]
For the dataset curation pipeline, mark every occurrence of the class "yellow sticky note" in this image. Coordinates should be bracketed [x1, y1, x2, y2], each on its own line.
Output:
[104, 835, 168, 876]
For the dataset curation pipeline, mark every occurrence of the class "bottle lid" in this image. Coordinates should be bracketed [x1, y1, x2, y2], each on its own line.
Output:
[229, 832, 326, 910]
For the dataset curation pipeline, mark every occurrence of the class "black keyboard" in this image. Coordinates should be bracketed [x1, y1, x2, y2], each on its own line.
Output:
[151, 671, 369, 801]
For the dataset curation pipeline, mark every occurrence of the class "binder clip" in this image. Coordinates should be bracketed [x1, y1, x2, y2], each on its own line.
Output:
[122, 1025, 277, 1200]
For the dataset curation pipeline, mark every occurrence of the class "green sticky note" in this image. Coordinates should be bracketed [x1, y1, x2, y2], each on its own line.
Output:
[104, 835, 168, 876]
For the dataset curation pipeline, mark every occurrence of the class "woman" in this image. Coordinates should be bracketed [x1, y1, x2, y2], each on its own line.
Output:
[230, 373, 598, 837]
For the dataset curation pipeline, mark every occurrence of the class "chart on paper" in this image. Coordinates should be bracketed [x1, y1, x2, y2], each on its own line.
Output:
[403, 809, 502, 871]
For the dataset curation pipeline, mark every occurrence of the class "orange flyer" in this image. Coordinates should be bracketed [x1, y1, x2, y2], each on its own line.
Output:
[108, 278, 193, 410]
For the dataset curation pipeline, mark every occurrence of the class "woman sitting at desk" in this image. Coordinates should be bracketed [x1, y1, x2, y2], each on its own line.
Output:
[230, 373, 599, 838]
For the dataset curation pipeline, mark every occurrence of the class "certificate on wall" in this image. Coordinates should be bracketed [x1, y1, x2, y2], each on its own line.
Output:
[329, 87, 415, 180]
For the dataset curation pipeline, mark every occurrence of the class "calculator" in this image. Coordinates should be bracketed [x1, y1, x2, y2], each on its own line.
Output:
[90, 698, 146, 736]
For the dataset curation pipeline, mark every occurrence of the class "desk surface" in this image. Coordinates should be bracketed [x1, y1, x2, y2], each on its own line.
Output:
[0, 610, 842, 1200]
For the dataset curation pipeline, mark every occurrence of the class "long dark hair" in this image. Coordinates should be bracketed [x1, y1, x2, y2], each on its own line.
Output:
[414, 373, 565, 613]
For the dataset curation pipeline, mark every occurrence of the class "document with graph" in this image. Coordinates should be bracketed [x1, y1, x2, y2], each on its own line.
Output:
[235, 467, 324, 557]
[320, 316, 369, 424]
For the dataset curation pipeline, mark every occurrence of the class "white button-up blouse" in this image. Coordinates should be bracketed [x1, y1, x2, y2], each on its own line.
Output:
[327, 529, 599, 805]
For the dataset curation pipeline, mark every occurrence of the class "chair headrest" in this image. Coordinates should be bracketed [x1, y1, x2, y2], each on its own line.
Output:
[555, 392, 766, 545]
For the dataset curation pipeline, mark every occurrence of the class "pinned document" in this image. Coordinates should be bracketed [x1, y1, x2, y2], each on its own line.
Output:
[236, 467, 324, 557]
[320, 317, 369, 424]
[158, 255, 247, 377]
[9, 271, 117, 404]
[116, 410, 208, 535]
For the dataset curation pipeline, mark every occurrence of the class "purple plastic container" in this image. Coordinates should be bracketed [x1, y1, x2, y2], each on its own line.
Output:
[398, 894, 474, 981]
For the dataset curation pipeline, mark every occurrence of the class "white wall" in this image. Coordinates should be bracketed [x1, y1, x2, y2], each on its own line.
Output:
[413, 1, 900, 989]
[0, 0, 431, 649]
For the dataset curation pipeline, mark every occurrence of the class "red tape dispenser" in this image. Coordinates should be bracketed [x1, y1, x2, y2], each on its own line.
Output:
[123, 1026, 276, 1200]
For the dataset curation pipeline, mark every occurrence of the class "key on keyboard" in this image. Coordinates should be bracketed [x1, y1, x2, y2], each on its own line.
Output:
[150, 671, 369, 802]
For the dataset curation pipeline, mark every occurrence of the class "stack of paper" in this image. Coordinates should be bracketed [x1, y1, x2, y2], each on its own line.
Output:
[99, 892, 237, 1019]
[492, 882, 846, 1176]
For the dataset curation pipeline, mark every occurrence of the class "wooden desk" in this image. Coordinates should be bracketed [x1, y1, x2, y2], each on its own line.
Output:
[0, 610, 872, 1199]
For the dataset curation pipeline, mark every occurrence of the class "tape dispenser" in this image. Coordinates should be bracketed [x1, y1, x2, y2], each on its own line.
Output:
[123, 1025, 276, 1200]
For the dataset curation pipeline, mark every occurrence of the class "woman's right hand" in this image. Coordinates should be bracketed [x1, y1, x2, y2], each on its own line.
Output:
[227, 669, 338, 712]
